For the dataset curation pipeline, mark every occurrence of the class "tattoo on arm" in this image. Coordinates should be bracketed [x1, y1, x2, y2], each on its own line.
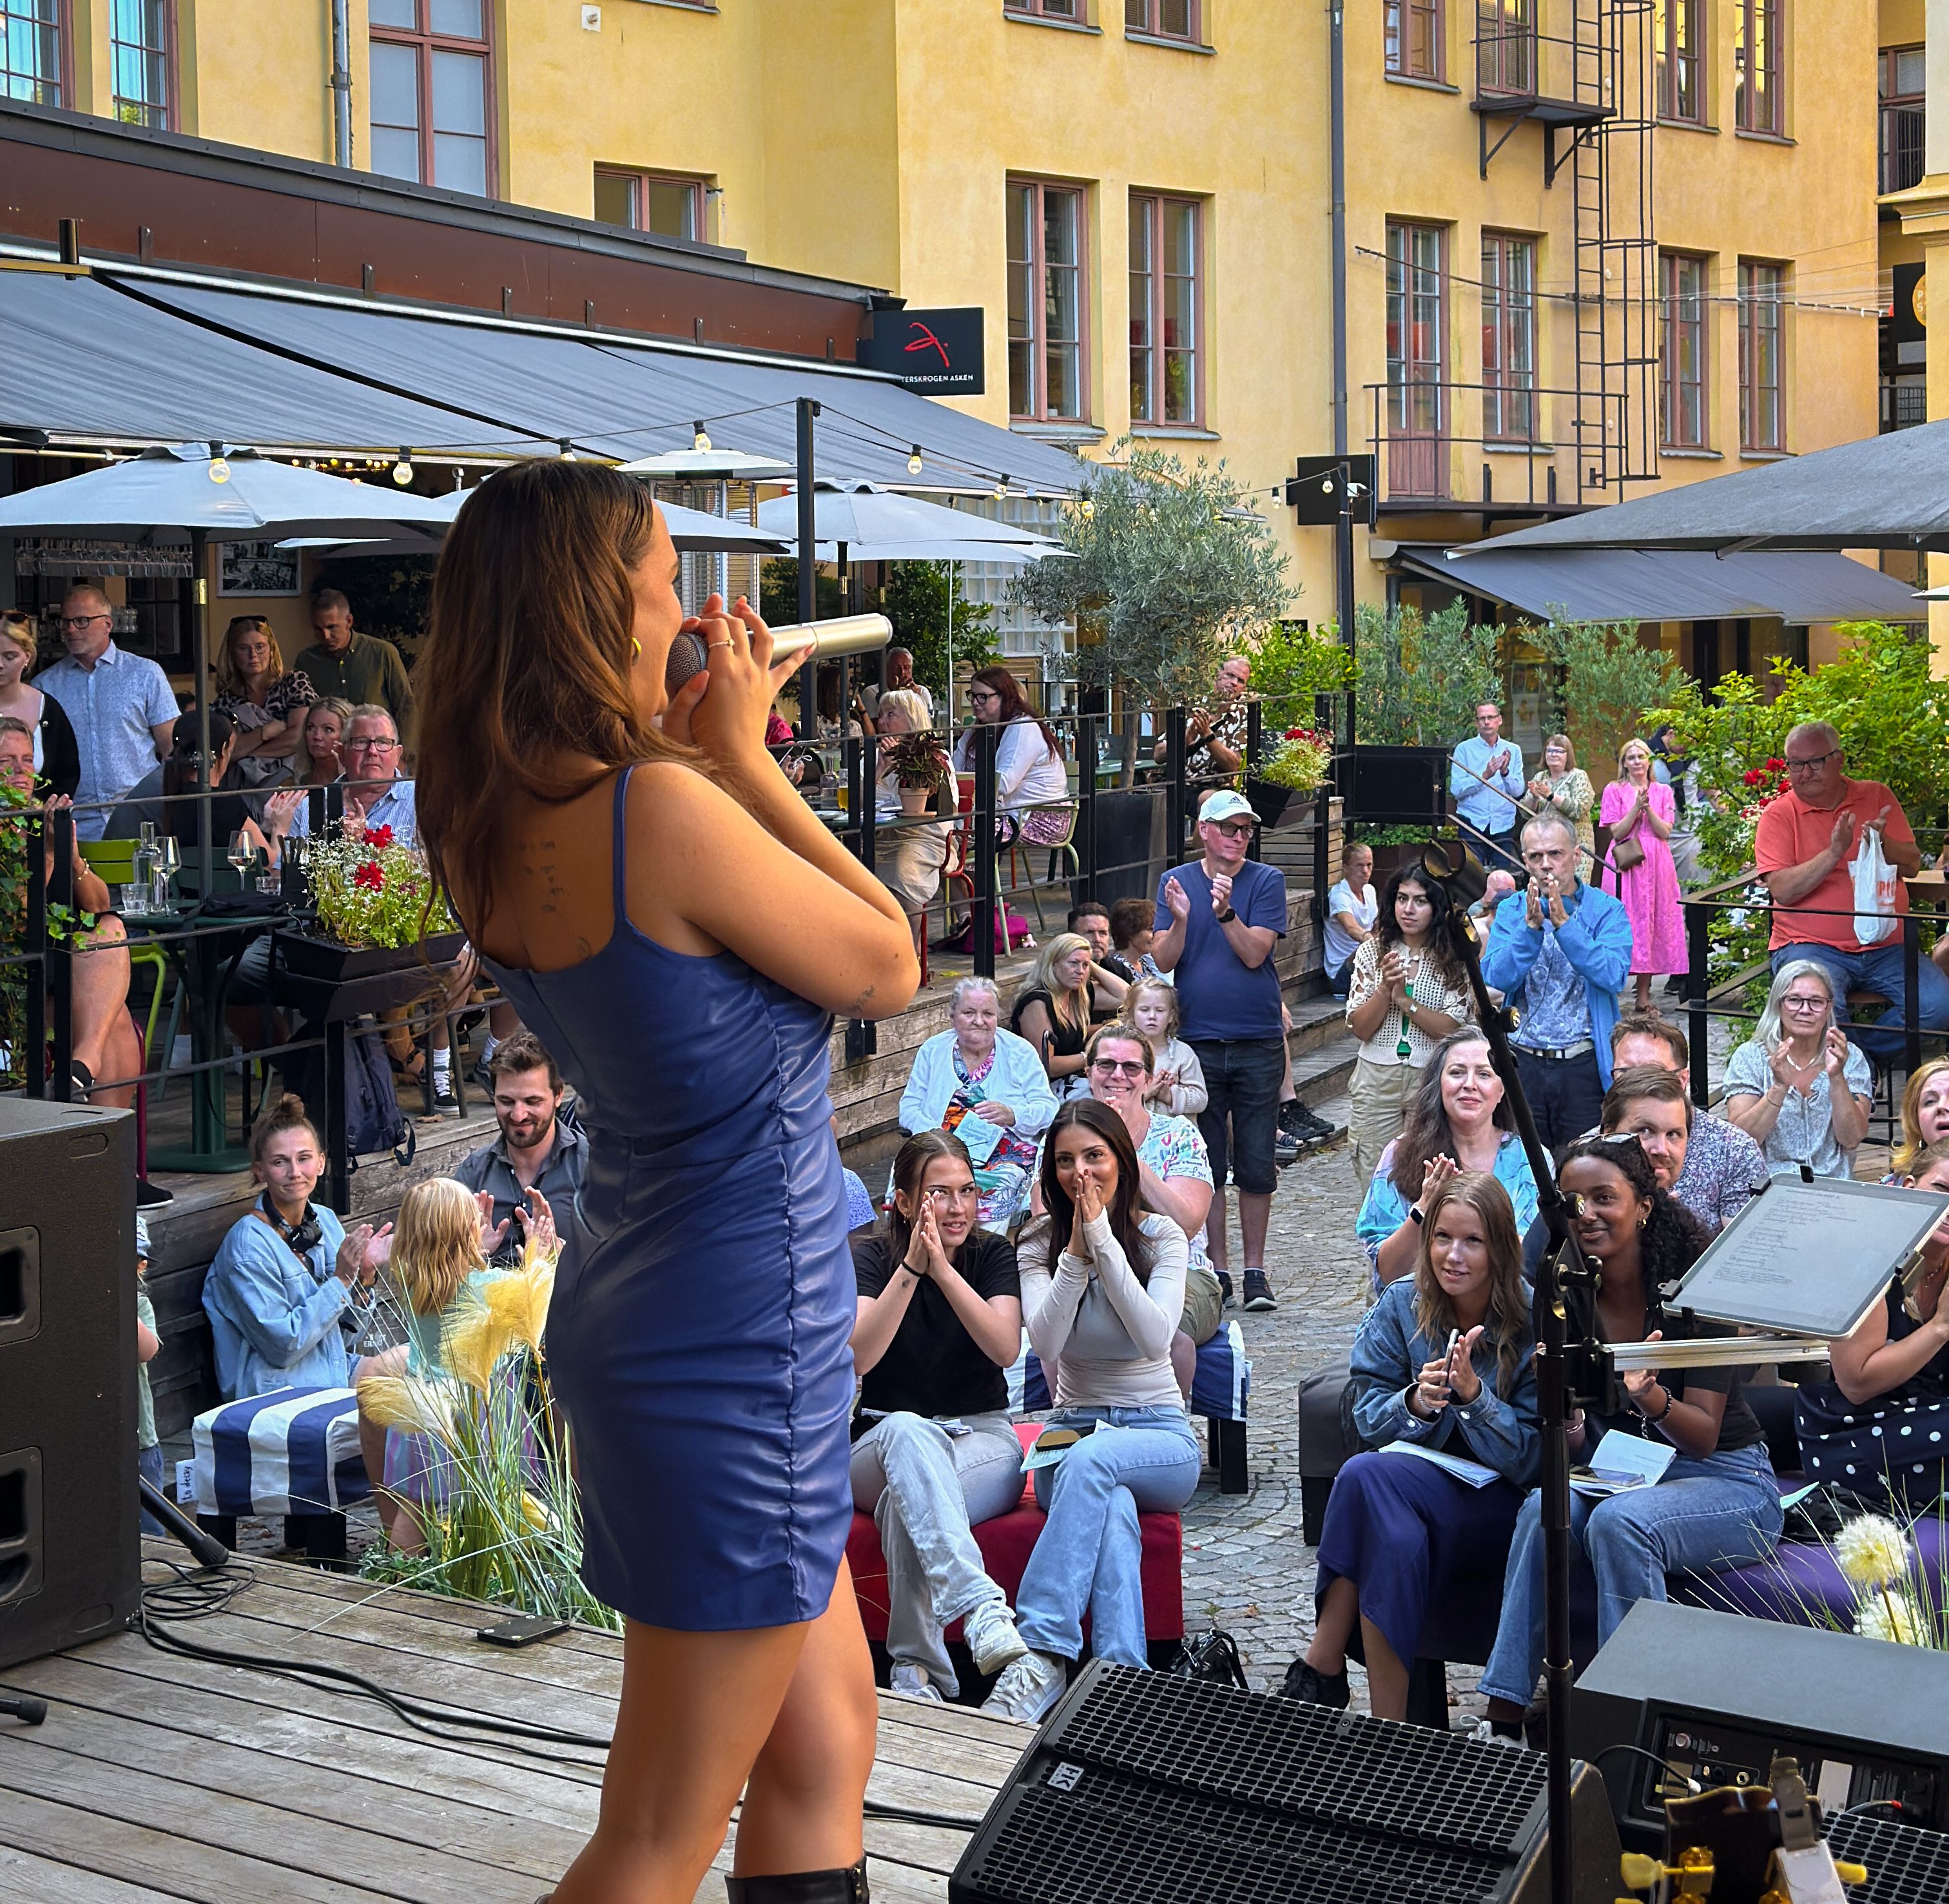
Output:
[846, 984, 877, 1016]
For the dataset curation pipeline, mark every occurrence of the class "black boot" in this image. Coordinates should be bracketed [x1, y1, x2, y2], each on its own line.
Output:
[726, 1860, 869, 1903]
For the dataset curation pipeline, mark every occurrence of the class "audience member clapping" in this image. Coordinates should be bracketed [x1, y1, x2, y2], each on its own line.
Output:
[983, 1101, 1197, 1724]
[1607, 1014, 1767, 1229]
[1284, 1174, 1538, 1720]
[1011, 935, 1096, 1098]
[898, 977, 1058, 1227]
[452, 1031, 585, 1267]
[1121, 976, 1208, 1118]
[1357, 1028, 1542, 1296]
[1796, 1139, 1949, 1508]
[1721, 959, 1872, 1180]
[849, 1131, 1028, 1704]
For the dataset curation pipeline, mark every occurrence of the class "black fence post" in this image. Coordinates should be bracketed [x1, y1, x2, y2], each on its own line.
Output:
[1167, 706, 1188, 863]
[1684, 894, 1710, 1109]
[1077, 697, 1100, 900]
[1245, 699, 1265, 866]
[1905, 912, 1923, 1078]
[48, 804, 74, 1103]
[846, 735, 877, 1063]
[23, 811, 46, 1099]
[973, 721, 998, 981]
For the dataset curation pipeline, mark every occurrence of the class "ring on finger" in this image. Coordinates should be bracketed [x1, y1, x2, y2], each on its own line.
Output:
[706, 638, 735, 650]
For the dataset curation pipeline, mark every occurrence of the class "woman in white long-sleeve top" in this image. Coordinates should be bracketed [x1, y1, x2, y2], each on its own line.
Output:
[981, 1098, 1197, 1726]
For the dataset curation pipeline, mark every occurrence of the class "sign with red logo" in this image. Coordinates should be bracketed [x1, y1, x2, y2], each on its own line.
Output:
[858, 307, 985, 396]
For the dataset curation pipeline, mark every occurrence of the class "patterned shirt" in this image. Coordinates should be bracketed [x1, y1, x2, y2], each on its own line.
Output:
[1509, 887, 1594, 1053]
[1721, 1037, 1874, 1181]
[37, 642, 179, 840]
[1344, 937, 1474, 1067]
[1673, 1111, 1770, 1232]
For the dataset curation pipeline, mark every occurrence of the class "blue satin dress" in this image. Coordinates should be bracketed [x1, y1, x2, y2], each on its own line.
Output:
[485, 767, 855, 1631]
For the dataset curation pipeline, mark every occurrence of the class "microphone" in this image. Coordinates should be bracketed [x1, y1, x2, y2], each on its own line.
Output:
[665, 612, 893, 697]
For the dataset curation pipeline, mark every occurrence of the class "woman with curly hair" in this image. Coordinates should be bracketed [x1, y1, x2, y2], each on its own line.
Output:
[1286, 1174, 1538, 1720]
[1344, 865, 1475, 1180]
[1473, 1133, 1781, 1743]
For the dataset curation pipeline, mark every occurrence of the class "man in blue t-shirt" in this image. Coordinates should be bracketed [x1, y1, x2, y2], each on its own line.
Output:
[1153, 788, 1288, 1314]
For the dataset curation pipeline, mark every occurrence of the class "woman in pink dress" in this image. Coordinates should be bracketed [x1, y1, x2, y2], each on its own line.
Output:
[1599, 737, 1686, 1010]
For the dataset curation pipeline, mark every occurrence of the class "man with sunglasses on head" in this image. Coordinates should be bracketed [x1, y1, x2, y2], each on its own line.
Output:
[1154, 787, 1288, 1312]
[1756, 721, 1949, 1064]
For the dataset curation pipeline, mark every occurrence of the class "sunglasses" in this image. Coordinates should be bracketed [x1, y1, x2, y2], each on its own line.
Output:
[1090, 1058, 1149, 1078]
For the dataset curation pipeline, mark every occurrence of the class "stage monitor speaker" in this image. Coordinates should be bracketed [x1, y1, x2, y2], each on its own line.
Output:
[949, 1661, 1622, 1904]
[1573, 1600, 1949, 1853]
[1823, 1811, 1949, 1904]
[1346, 744, 1453, 830]
[0, 1098, 139, 1671]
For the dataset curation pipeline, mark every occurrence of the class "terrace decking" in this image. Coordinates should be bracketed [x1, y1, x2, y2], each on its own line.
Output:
[0, 1543, 1025, 1903]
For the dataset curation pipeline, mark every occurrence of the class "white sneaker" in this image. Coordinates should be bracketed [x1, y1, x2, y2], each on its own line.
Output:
[889, 1662, 945, 1704]
[963, 1600, 1029, 1678]
[980, 1649, 1067, 1725]
[1466, 1717, 1527, 1749]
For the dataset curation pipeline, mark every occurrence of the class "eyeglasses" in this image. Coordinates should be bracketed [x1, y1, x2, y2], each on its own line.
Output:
[922, 1185, 980, 1204]
[55, 614, 109, 630]
[1781, 994, 1830, 1013]
[1090, 1058, 1149, 1078]
[968, 688, 1000, 705]
[344, 737, 401, 754]
[1207, 820, 1254, 840]
[1783, 750, 1840, 775]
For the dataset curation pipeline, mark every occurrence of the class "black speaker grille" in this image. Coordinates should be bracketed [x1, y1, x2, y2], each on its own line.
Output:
[1827, 1814, 1949, 1904]
[1044, 1666, 1546, 1852]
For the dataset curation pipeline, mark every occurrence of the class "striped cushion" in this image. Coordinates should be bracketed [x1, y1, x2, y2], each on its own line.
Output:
[1007, 1322, 1251, 1423]
[191, 1386, 373, 1517]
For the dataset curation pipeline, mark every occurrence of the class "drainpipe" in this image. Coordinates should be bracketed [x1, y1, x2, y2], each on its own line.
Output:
[329, 0, 354, 168]
[1328, 0, 1355, 672]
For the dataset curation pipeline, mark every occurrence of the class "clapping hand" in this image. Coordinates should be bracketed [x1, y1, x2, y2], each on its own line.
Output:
[1415, 1153, 1459, 1218]
[1163, 876, 1192, 924]
[1823, 1027, 1852, 1080]
[1149, 1066, 1179, 1104]
[1445, 1326, 1485, 1405]
[336, 1221, 390, 1287]
[264, 788, 305, 839]
[1768, 1042, 1803, 1092]
[1411, 1348, 1455, 1418]
[1828, 809, 1857, 863]
[1209, 871, 1234, 917]
[1069, 1166, 1106, 1260]
[1524, 879, 1545, 930]
[1621, 1330, 1663, 1407]
[916, 1198, 952, 1279]
[516, 1187, 558, 1258]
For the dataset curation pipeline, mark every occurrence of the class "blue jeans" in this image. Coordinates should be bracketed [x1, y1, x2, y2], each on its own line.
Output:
[1770, 940, 1949, 1067]
[1479, 1442, 1782, 1708]
[137, 1442, 168, 1536]
[1016, 1405, 1201, 1668]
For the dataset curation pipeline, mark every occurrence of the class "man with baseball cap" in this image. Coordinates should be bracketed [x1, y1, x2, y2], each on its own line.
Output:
[1152, 788, 1288, 1312]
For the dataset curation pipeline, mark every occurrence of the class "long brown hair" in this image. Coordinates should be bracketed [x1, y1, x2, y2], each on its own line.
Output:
[1388, 1028, 1513, 1198]
[1028, 1098, 1156, 1285]
[413, 461, 693, 926]
[968, 665, 1059, 759]
[884, 1129, 980, 1263]
[213, 615, 287, 697]
[1412, 1174, 1531, 1400]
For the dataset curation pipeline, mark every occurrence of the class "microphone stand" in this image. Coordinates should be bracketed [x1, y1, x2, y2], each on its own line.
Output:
[1421, 845, 1620, 1904]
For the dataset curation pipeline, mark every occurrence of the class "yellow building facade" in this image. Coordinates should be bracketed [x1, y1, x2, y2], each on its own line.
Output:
[34, 0, 1881, 672]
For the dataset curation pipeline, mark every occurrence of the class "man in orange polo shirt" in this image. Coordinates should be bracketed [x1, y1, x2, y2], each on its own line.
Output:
[1755, 721, 1949, 1065]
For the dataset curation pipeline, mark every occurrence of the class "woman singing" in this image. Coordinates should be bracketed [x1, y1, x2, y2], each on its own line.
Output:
[415, 461, 919, 1904]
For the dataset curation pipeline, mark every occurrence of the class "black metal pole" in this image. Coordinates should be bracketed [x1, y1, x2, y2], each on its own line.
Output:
[1078, 697, 1099, 901]
[1245, 698, 1265, 866]
[1167, 706, 1189, 862]
[193, 523, 214, 884]
[1328, 0, 1356, 666]
[846, 734, 877, 1064]
[973, 722, 998, 982]
[24, 810, 46, 1098]
[1905, 913, 1923, 1077]
[795, 399, 820, 742]
[48, 808, 75, 1101]
[1685, 894, 1711, 1109]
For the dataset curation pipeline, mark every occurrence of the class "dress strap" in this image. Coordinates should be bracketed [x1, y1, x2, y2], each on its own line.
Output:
[612, 766, 635, 917]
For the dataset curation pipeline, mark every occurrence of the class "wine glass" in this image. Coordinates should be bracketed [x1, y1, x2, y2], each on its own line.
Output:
[154, 833, 180, 911]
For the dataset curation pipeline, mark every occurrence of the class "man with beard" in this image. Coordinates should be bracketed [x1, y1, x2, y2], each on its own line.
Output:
[452, 1031, 585, 1265]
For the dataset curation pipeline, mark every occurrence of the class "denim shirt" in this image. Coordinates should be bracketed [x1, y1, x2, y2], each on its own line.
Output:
[1350, 1276, 1541, 1487]
[202, 1201, 354, 1401]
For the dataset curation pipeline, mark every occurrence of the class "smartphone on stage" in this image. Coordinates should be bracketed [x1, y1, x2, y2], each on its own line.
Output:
[476, 1613, 570, 1647]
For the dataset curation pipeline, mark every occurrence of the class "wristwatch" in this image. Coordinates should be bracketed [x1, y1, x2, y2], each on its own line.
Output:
[1408, 1205, 1425, 1226]
[1214, 906, 1237, 924]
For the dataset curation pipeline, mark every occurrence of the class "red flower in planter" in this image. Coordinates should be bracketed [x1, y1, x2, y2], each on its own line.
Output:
[1764, 757, 1785, 771]
[1742, 768, 1769, 787]
[353, 861, 386, 891]
[362, 825, 395, 850]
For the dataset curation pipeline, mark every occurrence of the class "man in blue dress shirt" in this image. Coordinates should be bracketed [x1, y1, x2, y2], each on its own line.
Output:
[1450, 701, 1526, 871]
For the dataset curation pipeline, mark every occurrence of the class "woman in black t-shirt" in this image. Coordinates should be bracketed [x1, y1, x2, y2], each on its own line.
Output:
[1475, 1134, 1781, 1741]
[849, 1130, 1028, 1704]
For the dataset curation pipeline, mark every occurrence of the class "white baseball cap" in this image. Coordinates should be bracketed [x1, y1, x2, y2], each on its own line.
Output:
[1198, 790, 1256, 825]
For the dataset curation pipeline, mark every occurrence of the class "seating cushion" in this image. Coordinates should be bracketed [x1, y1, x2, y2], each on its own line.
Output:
[848, 1421, 1185, 1645]
[191, 1386, 371, 1517]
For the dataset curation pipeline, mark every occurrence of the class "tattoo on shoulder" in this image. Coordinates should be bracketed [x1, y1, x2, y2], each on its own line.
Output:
[846, 984, 877, 1016]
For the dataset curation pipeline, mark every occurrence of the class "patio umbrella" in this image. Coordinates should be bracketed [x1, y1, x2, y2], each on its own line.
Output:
[1474, 416, 1949, 554]
[754, 481, 1062, 559]
[0, 443, 455, 869]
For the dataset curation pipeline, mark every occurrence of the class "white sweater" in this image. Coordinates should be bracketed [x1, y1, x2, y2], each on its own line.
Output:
[1019, 1210, 1187, 1410]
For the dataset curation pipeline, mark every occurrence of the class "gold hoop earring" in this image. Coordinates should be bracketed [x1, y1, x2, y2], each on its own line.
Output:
[632, 639, 643, 659]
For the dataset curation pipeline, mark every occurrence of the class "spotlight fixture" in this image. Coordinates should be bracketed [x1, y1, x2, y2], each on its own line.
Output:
[391, 449, 415, 487]
[693, 422, 712, 454]
[907, 445, 924, 476]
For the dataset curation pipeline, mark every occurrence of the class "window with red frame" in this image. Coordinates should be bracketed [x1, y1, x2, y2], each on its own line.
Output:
[112, 0, 173, 128]
[1386, 220, 1446, 498]
[1475, 0, 1534, 96]
[1126, 0, 1196, 39]
[368, 0, 493, 197]
[1734, 0, 1781, 135]
[1480, 231, 1536, 442]
[1385, 1, 1441, 80]
[1654, 0, 1702, 123]
[1659, 252, 1708, 449]
[1129, 193, 1200, 426]
[1005, 0, 1082, 20]
[1008, 179, 1087, 423]
[1738, 261, 1783, 452]
[594, 168, 705, 242]
[1, 0, 64, 105]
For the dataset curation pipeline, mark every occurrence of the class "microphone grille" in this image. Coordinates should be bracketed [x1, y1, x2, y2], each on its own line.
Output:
[664, 630, 708, 697]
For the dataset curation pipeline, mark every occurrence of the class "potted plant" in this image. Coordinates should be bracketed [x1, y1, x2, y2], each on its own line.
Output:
[886, 732, 952, 817]
[280, 822, 465, 981]
[1246, 726, 1335, 830]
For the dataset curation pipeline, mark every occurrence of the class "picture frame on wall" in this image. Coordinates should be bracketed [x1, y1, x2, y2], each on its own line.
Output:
[216, 541, 302, 598]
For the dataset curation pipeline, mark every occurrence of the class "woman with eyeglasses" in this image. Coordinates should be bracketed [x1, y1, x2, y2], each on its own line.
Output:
[1721, 959, 1872, 1180]
[951, 665, 1069, 850]
[1473, 1132, 1779, 1744]
[0, 609, 79, 796]
[848, 1131, 1027, 1706]
[213, 614, 316, 788]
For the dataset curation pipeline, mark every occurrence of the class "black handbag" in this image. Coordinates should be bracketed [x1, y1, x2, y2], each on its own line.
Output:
[1170, 1627, 1248, 1689]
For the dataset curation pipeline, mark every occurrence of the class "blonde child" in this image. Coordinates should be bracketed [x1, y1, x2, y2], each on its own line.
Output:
[1121, 976, 1209, 1118]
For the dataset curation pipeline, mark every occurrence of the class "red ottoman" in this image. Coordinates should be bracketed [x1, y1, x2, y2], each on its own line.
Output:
[848, 1421, 1184, 1648]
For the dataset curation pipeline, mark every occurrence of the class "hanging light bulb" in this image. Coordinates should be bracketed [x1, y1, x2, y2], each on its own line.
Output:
[391, 448, 415, 487]
[692, 422, 712, 454]
[993, 473, 1009, 501]
[559, 439, 578, 461]
[208, 454, 231, 484]
[907, 444, 924, 476]
[1080, 497, 1096, 520]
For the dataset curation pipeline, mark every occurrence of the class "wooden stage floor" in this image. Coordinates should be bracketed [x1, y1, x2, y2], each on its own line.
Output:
[0, 1543, 1024, 1903]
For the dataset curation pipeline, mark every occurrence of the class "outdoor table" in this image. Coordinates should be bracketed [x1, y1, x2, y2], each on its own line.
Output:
[124, 900, 288, 1173]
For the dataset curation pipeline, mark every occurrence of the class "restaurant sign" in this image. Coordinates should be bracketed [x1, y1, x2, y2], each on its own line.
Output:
[858, 307, 985, 396]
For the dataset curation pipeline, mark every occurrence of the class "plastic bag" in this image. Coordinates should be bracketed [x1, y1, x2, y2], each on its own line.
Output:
[1850, 824, 1900, 948]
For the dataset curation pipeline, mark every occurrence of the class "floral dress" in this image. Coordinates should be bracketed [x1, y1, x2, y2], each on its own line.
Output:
[942, 1045, 1042, 1227]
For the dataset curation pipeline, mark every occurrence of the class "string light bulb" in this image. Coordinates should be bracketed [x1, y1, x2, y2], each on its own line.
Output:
[391, 449, 415, 487]
[907, 445, 924, 476]
[993, 474, 1009, 501]
[1080, 497, 1096, 520]
[208, 454, 231, 484]
[559, 439, 578, 461]
[692, 422, 712, 454]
